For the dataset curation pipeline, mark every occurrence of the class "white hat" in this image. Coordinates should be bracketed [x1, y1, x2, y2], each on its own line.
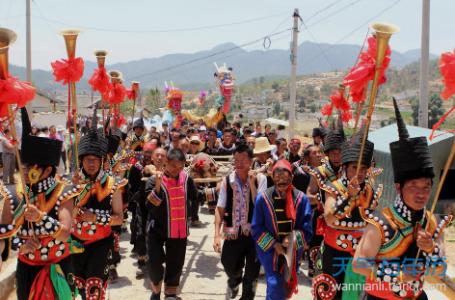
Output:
[253, 137, 274, 154]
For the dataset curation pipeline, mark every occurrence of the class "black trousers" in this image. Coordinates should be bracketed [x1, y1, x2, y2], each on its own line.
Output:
[135, 194, 148, 257]
[308, 209, 323, 275]
[72, 235, 113, 300]
[147, 232, 187, 296]
[313, 243, 352, 300]
[16, 256, 74, 300]
[221, 234, 261, 300]
[191, 191, 201, 222]
[109, 226, 122, 267]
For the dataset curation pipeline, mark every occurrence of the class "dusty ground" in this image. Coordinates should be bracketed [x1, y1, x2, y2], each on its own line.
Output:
[107, 209, 313, 299]
[445, 226, 455, 270]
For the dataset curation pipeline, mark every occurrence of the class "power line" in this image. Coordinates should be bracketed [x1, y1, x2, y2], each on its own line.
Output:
[306, 0, 366, 28]
[31, 11, 289, 34]
[301, 0, 402, 68]
[130, 28, 291, 80]
[301, 20, 335, 70]
[157, 33, 292, 83]
[305, 0, 346, 23]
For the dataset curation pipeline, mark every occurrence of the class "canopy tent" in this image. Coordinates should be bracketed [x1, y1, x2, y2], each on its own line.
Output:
[264, 118, 289, 127]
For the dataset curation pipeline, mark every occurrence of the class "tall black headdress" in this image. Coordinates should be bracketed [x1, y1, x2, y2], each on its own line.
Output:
[324, 117, 346, 152]
[132, 117, 144, 130]
[78, 107, 108, 158]
[341, 126, 374, 167]
[390, 97, 434, 183]
[104, 117, 122, 155]
[21, 108, 62, 166]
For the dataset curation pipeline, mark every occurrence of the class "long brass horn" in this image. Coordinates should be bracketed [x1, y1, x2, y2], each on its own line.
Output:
[0, 28, 17, 80]
[0, 28, 31, 205]
[130, 81, 140, 126]
[60, 29, 81, 167]
[355, 23, 399, 175]
[109, 70, 123, 84]
[60, 29, 79, 59]
[94, 50, 107, 68]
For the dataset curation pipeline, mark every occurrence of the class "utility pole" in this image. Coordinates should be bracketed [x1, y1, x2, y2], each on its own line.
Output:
[288, 8, 299, 140]
[419, 0, 430, 128]
[25, 0, 33, 115]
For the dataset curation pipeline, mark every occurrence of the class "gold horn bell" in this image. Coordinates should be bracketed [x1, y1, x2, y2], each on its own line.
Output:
[59, 29, 80, 59]
[109, 70, 123, 84]
[0, 28, 17, 80]
[94, 50, 108, 68]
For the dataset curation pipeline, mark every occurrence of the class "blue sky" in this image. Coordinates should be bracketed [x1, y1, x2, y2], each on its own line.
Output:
[1, 0, 454, 70]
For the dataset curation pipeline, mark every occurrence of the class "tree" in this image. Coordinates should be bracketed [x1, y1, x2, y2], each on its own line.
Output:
[272, 82, 280, 92]
[145, 87, 161, 115]
[259, 76, 266, 85]
[309, 103, 317, 113]
[410, 93, 444, 127]
[273, 102, 281, 116]
[304, 85, 316, 98]
[298, 96, 305, 108]
[410, 96, 419, 126]
[428, 93, 444, 128]
[320, 83, 333, 97]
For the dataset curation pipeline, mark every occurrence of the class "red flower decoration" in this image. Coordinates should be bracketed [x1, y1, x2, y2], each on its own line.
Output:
[115, 113, 127, 127]
[88, 66, 110, 93]
[440, 50, 455, 100]
[107, 82, 127, 104]
[341, 110, 352, 123]
[321, 103, 333, 116]
[0, 75, 36, 117]
[343, 36, 391, 103]
[0, 104, 9, 118]
[330, 90, 350, 111]
[126, 88, 137, 100]
[51, 57, 84, 85]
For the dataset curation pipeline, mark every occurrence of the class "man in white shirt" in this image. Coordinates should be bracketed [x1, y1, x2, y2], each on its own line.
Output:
[214, 143, 267, 300]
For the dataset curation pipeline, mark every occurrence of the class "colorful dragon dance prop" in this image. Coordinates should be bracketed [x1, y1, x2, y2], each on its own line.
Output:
[214, 62, 235, 113]
[162, 81, 184, 128]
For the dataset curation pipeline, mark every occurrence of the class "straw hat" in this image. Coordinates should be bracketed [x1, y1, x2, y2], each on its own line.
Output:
[253, 137, 274, 154]
[189, 135, 204, 152]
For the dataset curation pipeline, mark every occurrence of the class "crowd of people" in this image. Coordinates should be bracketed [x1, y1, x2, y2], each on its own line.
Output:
[0, 100, 452, 300]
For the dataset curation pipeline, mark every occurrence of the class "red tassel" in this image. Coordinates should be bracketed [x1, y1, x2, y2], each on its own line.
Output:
[0, 75, 36, 116]
[440, 50, 455, 100]
[126, 88, 137, 100]
[88, 66, 110, 93]
[430, 106, 455, 140]
[341, 110, 352, 123]
[285, 185, 296, 221]
[321, 103, 333, 116]
[0, 104, 9, 118]
[116, 113, 126, 127]
[330, 90, 350, 111]
[28, 266, 55, 300]
[343, 36, 391, 103]
[51, 57, 84, 85]
[107, 82, 127, 104]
